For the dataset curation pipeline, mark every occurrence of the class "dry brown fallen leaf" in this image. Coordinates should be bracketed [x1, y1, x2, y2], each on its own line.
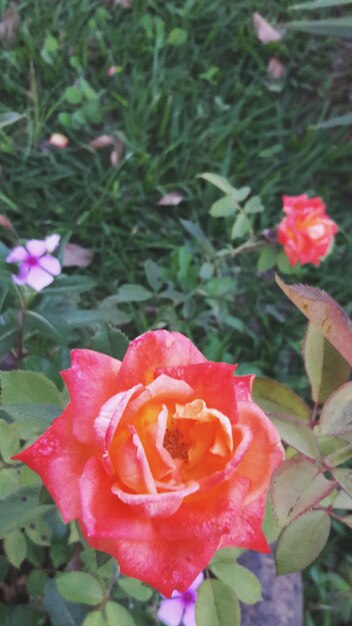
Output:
[114, 0, 132, 7]
[90, 134, 114, 149]
[63, 243, 94, 268]
[252, 12, 282, 45]
[267, 57, 285, 80]
[158, 192, 184, 206]
[0, 214, 14, 230]
[0, 3, 20, 46]
[110, 137, 124, 168]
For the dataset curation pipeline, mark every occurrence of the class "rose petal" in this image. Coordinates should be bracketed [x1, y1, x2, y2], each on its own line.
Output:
[252, 12, 282, 44]
[157, 598, 185, 626]
[115, 426, 158, 495]
[26, 266, 55, 291]
[234, 375, 254, 404]
[13, 264, 30, 285]
[94, 384, 143, 450]
[236, 402, 284, 504]
[25, 239, 47, 257]
[38, 254, 61, 276]
[6, 245, 28, 263]
[62, 349, 121, 445]
[158, 362, 238, 423]
[13, 407, 89, 522]
[112, 481, 199, 518]
[219, 493, 270, 553]
[116, 330, 207, 389]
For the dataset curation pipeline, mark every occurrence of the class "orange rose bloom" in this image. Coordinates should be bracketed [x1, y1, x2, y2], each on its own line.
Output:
[14, 331, 284, 596]
[278, 194, 338, 266]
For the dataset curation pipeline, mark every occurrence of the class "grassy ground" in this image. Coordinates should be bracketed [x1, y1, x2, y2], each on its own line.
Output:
[1, 0, 352, 623]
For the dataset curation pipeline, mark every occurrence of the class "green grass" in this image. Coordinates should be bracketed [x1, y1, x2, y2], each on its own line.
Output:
[1, 1, 352, 622]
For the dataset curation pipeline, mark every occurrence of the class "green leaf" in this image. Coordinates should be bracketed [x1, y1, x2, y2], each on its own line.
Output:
[196, 579, 240, 626]
[118, 577, 153, 601]
[319, 382, 352, 437]
[257, 246, 277, 272]
[312, 112, 352, 129]
[210, 552, 261, 605]
[198, 172, 237, 196]
[287, 18, 352, 38]
[231, 213, 250, 239]
[82, 611, 107, 626]
[303, 323, 351, 403]
[57, 572, 105, 606]
[105, 602, 136, 626]
[115, 284, 153, 303]
[0, 369, 63, 406]
[44, 579, 83, 626]
[270, 457, 335, 527]
[291, 0, 352, 9]
[269, 413, 321, 459]
[180, 219, 215, 255]
[244, 195, 264, 214]
[27, 569, 49, 597]
[276, 277, 352, 366]
[0, 112, 25, 129]
[24, 310, 64, 342]
[90, 323, 130, 360]
[209, 196, 237, 218]
[325, 441, 352, 466]
[167, 28, 188, 46]
[0, 486, 54, 538]
[0, 420, 20, 462]
[275, 510, 331, 575]
[4, 530, 27, 568]
[65, 86, 83, 104]
[253, 377, 310, 420]
[333, 490, 352, 509]
[44, 275, 97, 294]
[25, 516, 52, 546]
[4, 403, 61, 430]
[0, 468, 19, 499]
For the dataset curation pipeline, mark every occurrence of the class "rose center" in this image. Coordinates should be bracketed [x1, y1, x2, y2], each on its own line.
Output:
[163, 428, 189, 461]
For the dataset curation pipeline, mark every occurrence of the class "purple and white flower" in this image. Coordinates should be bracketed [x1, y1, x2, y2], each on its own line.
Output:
[157, 573, 204, 626]
[6, 235, 61, 291]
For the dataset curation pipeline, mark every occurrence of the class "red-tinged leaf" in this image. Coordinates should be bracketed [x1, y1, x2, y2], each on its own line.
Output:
[89, 135, 114, 149]
[339, 515, 352, 529]
[158, 192, 184, 206]
[276, 276, 352, 366]
[275, 510, 331, 575]
[331, 468, 352, 498]
[303, 323, 351, 404]
[319, 382, 352, 437]
[252, 12, 282, 44]
[333, 490, 352, 510]
[270, 457, 335, 527]
[63, 243, 94, 268]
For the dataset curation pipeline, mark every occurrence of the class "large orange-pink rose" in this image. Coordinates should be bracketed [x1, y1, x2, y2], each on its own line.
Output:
[15, 331, 284, 596]
[277, 194, 338, 266]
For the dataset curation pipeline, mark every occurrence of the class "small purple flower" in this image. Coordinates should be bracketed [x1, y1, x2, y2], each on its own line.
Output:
[6, 235, 61, 292]
[157, 573, 204, 626]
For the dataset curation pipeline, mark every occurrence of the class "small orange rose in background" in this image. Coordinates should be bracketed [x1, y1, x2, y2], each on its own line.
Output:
[14, 331, 284, 596]
[278, 194, 338, 266]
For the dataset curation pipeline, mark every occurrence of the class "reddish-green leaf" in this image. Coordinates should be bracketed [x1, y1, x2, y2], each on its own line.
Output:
[269, 413, 321, 459]
[275, 510, 331, 575]
[276, 277, 352, 366]
[303, 323, 351, 403]
[320, 382, 352, 436]
[253, 377, 310, 420]
[331, 468, 352, 498]
[270, 457, 335, 527]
